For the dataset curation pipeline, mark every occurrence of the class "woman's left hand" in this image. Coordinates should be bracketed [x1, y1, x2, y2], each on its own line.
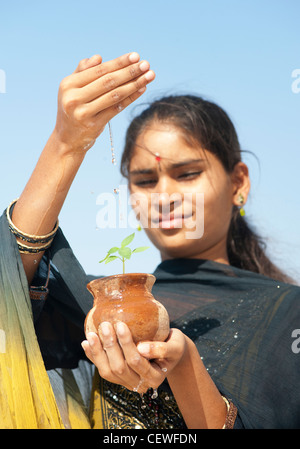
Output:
[81, 321, 187, 394]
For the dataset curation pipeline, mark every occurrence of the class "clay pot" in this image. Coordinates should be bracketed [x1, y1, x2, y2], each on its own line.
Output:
[84, 273, 170, 344]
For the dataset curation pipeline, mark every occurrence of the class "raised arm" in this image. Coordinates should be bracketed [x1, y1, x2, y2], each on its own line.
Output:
[10, 52, 155, 283]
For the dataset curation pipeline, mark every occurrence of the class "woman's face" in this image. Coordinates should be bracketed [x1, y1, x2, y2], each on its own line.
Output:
[128, 122, 248, 264]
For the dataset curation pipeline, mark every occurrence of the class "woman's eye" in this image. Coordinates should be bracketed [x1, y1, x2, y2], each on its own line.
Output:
[134, 179, 157, 187]
[178, 171, 202, 180]
[133, 171, 202, 187]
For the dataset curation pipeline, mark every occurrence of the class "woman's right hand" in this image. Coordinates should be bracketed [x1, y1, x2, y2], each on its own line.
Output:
[54, 52, 155, 154]
[81, 322, 186, 395]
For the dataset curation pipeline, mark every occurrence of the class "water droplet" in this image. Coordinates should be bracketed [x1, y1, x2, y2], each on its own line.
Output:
[113, 188, 119, 194]
[140, 394, 147, 409]
[151, 389, 158, 399]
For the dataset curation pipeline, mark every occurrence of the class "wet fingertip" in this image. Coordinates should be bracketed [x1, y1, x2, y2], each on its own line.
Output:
[115, 321, 127, 337]
[139, 61, 150, 72]
[100, 321, 112, 337]
[137, 342, 150, 356]
[89, 54, 102, 63]
[81, 340, 89, 350]
[86, 332, 97, 346]
[145, 70, 155, 81]
[129, 52, 140, 63]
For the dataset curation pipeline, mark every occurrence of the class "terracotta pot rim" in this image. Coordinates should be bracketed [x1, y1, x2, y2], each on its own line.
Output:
[96, 272, 155, 281]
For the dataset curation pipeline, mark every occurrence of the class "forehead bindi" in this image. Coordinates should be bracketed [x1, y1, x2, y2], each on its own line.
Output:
[130, 125, 205, 170]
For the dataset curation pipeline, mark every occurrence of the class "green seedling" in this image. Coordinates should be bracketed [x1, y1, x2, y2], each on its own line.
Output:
[99, 232, 149, 274]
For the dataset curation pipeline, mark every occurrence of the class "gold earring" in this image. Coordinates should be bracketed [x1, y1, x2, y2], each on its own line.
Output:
[238, 193, 245, 216]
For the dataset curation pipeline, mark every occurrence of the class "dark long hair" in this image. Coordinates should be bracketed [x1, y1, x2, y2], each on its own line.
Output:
[121, 95, 292, 283]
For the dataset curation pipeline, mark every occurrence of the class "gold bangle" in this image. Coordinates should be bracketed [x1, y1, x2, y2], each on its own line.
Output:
[6, 198, 59, 244]
[222, 396, 238, 429]
[17, 239, 53, 254]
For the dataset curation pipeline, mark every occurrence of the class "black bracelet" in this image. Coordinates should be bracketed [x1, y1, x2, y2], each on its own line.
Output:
[6, 198, 59, 244]
[17, 240, 53, 254]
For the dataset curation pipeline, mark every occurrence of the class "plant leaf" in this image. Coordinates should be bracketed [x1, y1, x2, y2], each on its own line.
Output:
[107, 246, 119, 255]
[105, 255, 119, 264]
[99, 254, 109, 263]
[118, 247, 132, 259]
[121, 233, 135, 248]
[132, 246, 150, 253]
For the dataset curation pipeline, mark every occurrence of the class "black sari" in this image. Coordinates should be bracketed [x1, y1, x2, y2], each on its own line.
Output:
[1, 213, 299, 428]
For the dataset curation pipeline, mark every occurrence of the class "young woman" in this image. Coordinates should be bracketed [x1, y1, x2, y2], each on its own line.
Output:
[0, 54, 299, 429]
[81, 95, 299, 429]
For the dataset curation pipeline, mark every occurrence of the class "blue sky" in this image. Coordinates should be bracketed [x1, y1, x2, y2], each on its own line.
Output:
[0, 0, 299, 281]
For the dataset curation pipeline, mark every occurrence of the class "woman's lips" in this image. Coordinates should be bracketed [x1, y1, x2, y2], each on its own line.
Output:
[160, 217, 182, 229]
[152, 213, 193, 229]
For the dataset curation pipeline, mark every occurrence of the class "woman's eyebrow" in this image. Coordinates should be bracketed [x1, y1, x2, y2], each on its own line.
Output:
[129, 168, 155, 176]
[129, 159, 204, 176]
[170, 158, 204, 168]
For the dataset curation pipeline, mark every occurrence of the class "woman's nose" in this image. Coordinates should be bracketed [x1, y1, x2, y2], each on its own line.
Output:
[152, 177, 182, 213]
[155, 175, 176, 195]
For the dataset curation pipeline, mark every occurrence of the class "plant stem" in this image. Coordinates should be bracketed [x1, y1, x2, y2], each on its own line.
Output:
[122, 258, 125, 274]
